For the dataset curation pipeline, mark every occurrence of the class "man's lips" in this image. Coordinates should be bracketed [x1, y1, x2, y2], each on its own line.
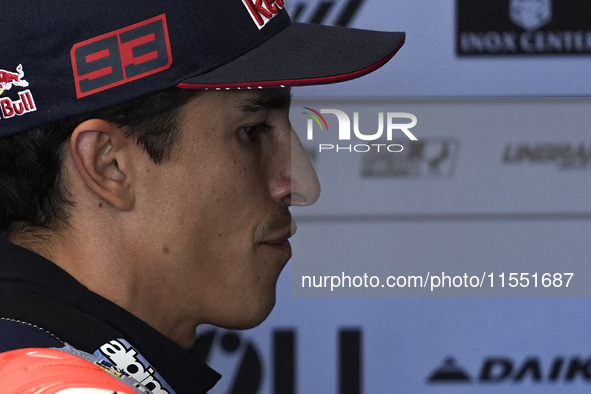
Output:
[262, 224, 295, 256]
[258, 213, 296, 258]
[264, 238, 292, 256]
[262, 217, 297, 244]
[265, 230, 292, 245]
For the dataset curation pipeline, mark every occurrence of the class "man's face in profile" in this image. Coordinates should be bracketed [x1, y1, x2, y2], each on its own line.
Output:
[135, 88, 320, 332]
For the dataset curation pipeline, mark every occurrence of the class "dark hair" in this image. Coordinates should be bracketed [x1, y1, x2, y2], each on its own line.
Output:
[0, 88, 200, 239]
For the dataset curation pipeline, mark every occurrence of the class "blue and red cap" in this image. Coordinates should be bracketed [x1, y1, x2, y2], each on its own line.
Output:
[0, 0, 405, 137]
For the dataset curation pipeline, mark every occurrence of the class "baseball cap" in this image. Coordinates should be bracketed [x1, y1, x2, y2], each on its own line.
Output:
[0, 0, 405, 137]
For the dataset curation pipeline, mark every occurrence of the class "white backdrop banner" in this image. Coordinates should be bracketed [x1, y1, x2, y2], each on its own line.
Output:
[290, 97, 591, 298]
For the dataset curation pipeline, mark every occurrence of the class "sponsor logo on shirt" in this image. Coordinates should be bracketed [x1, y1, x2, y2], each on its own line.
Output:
[95, 338, 173, 394]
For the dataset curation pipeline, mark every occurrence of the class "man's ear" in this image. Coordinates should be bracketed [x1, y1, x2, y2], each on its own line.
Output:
[69, 119, 136, 211]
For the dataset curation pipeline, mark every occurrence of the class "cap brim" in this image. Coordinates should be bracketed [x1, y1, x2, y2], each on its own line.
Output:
[177, 22, 405, 90]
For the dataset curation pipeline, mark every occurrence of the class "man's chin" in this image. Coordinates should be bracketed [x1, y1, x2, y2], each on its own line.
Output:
[216, 297, 277, 331]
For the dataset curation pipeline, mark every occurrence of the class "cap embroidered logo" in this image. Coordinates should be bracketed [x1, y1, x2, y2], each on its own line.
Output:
[0, 64, 29, 94]
[242, 0, 285, 29]
[71, 14, 172, 98]
[0, 65, 36, 120]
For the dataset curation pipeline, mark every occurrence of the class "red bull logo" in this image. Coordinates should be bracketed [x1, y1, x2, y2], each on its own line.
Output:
[0, 64, 29, 95]
[0, 90, 36, 119]
[0, 64, 37, 120]
[242, 0, 284, 29]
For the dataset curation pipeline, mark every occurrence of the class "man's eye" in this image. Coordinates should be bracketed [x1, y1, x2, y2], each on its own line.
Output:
[242, 123, 272, 140]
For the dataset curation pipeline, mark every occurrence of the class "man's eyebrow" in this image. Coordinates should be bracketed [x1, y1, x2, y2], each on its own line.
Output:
[235, 89, 292, 112]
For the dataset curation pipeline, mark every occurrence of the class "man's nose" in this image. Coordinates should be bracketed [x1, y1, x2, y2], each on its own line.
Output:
[290, 128, 320, 206]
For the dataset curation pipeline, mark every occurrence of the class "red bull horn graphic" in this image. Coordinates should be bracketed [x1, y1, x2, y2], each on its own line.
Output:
[0, 64, 37, 120]
[0, 64, 29, 94]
